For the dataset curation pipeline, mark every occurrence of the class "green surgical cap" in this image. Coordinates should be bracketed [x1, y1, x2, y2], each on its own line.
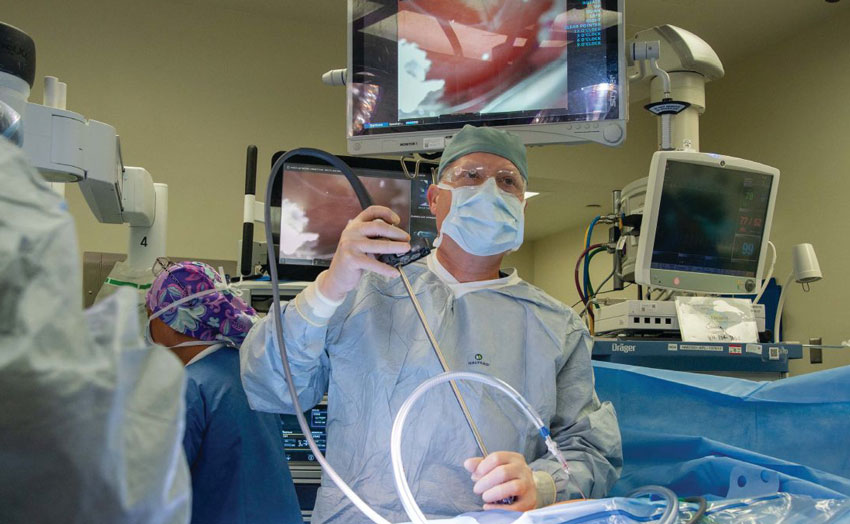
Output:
[437, 125, 528, 181]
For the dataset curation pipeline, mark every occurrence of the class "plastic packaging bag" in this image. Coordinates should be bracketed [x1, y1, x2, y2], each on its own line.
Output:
[415, 493, 850, 523]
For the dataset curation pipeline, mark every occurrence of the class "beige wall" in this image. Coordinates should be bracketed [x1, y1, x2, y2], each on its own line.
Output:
[5, 0, 348, 263]
[6, 0, 653, 282]
[531, 8, 850, 375]
[9, 2, 848, 374]
[6, 0, 658, 283]
[503, 244, 535, 283]
[699, 7, 850, 374]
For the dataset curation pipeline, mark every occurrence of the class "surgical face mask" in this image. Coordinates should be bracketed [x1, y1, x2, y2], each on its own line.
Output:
[435, 177, 525, 256]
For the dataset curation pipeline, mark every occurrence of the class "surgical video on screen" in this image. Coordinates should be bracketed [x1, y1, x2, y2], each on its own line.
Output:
[651, 161, 773, 278]
[278, 163, 436, 263]
[350, 0, 620, 136]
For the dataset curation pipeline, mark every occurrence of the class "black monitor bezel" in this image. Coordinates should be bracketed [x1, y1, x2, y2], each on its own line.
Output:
[348, 0, 624, 138]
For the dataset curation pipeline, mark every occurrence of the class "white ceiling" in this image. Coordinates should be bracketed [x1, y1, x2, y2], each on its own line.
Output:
[177, 0, 848, 239]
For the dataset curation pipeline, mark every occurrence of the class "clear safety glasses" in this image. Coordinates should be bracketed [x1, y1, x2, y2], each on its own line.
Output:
[442, 165, 526, 199]
[151, 257, 175, 277]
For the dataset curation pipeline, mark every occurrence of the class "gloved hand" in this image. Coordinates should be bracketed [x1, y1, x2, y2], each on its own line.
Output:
[317, 206, 410, 301]
[464, 452, 537, 512]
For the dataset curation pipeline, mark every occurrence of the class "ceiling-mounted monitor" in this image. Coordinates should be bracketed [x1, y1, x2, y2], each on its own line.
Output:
[347, 0, 627, 156]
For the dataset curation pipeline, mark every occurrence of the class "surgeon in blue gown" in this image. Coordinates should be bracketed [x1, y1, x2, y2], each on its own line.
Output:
[241, 125, 623, 523]
[146, 261, 302, 524]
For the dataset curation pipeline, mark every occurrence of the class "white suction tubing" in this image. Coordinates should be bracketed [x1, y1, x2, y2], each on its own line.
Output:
[390, 371, 550, 524]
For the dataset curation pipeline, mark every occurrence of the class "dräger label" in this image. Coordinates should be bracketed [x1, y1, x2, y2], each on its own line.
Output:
[612, 343, 637, 354]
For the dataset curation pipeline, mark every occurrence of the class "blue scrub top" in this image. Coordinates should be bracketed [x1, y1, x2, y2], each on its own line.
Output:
[184, 346, 302, 524]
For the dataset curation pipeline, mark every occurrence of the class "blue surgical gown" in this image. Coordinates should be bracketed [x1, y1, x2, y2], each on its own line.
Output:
[240, 259, 622, 523]
[184, 346, 302, 524]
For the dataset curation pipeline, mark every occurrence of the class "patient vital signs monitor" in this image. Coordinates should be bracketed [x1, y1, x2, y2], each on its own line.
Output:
[636, 151, 779, 295]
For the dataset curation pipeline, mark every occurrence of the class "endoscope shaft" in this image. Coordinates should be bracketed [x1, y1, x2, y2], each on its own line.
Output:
[397, 268, 489, 458]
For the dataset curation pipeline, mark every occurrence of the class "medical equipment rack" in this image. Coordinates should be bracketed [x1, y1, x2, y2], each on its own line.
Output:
[592, 338, 802, 375]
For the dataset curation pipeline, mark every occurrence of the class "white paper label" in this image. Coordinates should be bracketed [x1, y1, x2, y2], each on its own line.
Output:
[768, 347, 781, 360]
[423, 136, 445, 150]
[667, 343, 678, 352]
[729, 345, 743, 355]
[746, 344, 763, 355]
[680, 344, 724, 352]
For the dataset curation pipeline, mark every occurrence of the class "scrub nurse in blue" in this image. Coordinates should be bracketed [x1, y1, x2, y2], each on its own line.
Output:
[146, 261, 302, 524]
